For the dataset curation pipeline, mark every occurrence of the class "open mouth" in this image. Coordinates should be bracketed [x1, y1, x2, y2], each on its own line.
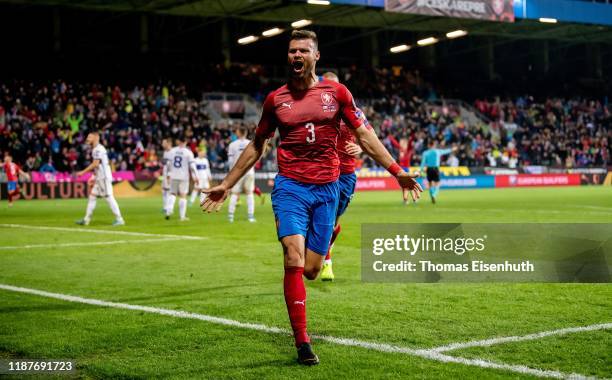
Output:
[292, 60, 305, 74]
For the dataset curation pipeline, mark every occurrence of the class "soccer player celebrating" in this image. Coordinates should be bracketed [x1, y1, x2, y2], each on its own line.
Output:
[75, 132, 125, 226]
[161, 138, 176, 214]
[419, 140, 457, 204]
[201, 30, 422, 365]
[226, 126, 256, 223]
[165, 136, 196, 221]
[189, 148, 212, 206]
[3, 154, 30, 207]
[319, 71, 365, 281]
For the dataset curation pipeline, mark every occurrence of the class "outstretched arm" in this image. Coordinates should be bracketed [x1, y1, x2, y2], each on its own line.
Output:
[352, 125, 423, 201]
[336, 84, 422, 201]
[201, 134, 268, 212]
[352, 126, 396, 169]
[18, 168, 31, 181]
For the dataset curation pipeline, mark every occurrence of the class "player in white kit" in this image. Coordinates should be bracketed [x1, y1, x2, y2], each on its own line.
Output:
[227, 126, 256, 223]
[189, 148, 212, 206]
[161, 138, 176, 215]
[76, 131, 125, 226]
[165, 137, 196, 221]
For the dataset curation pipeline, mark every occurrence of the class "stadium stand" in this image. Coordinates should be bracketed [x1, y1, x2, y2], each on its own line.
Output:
[1, 69, 609, 175]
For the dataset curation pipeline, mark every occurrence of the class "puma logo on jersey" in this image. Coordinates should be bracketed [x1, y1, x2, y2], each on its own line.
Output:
[293, 300, 305, 306]
[281, 102, 293, 109]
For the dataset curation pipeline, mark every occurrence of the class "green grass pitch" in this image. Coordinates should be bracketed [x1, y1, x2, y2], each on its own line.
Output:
[0, 186, 610, 379]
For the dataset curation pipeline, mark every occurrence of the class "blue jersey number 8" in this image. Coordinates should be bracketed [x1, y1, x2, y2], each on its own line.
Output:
[173, 156, 183, 168]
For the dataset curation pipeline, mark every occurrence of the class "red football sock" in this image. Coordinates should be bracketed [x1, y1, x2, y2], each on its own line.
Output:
[284, 266, 309, 347]
[325, 224, 342, 260]
[254, 186, 262, 197]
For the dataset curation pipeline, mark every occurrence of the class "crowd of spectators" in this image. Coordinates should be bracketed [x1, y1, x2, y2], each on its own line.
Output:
[361, 93, 609, 170]
[0, 80, 222, 175]
[475, 97, 610, 168]
[1, 67, 609, 176]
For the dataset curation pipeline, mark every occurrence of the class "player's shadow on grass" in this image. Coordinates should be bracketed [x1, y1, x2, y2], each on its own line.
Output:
[115, 281, 279, 303]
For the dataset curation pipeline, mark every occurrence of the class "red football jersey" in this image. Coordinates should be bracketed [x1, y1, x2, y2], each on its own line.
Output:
[4, 162, 19, 181]
[338, 108, 370, 174]
[256, 80, 363, 184]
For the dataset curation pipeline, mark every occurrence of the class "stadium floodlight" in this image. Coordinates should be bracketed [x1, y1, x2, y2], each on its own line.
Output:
[539, 17, 558, 24]
[417, 37, 438, 46]
[390, 44, 411, 54]
[262, 27, 284, 37]
[291, 19, 313, 28]
[307, 0, 330, 4]
[446, 30, 468, 39]
[237, 35, 258, 45]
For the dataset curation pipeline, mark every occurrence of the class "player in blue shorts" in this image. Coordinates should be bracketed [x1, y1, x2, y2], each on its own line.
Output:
[202, 30, 422, 365]
[4, 154, 30, 207]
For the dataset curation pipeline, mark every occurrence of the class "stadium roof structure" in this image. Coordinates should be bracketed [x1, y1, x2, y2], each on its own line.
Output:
[4, 0, 612, 44]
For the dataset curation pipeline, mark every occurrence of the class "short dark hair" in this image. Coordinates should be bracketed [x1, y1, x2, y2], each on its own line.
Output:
[290, 29, 318, 49]
[236, 126, 248, 136]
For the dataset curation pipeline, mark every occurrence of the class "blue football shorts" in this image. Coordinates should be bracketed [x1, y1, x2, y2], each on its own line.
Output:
[336, 172, 357, 219]
[7, 181, 17, 193]
[271, 175, 339, 255]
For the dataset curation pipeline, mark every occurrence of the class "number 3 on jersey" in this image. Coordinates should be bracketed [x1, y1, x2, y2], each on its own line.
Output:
[305, 122, 316, 144]
[173, 156, 183, 168]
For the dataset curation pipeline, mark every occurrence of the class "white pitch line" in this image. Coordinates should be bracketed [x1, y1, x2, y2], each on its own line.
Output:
[0, 284, 601, 380]
[0, 224, 206, 240]
[431, 323, 612, 353]
[0, 238, 183, 250]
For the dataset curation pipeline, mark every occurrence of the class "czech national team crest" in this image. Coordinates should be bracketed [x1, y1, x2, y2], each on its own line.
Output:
[321, 92, 336, 112]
